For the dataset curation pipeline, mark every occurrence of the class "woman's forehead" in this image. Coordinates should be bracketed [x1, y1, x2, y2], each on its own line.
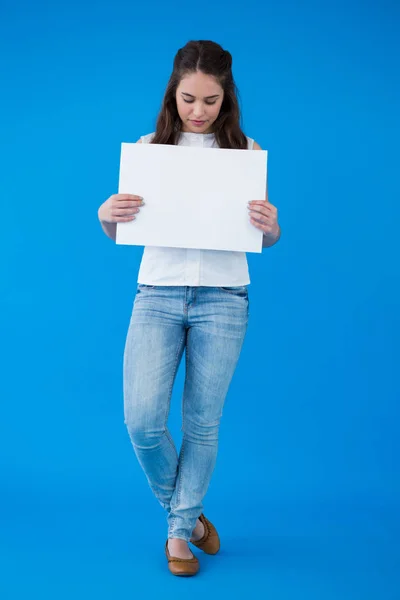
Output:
[178, 72, 223, 96]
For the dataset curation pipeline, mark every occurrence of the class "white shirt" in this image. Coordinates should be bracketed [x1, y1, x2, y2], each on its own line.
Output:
[137, 131, 255, 287]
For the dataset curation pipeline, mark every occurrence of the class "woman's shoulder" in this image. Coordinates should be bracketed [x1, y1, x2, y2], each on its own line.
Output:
[245, 136, 254, 150]
[137, 132, 156, 144]
[245, 136, 262, 150]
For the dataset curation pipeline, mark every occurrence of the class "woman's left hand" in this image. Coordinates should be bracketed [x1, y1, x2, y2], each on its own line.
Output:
[248, 192, 279, 238]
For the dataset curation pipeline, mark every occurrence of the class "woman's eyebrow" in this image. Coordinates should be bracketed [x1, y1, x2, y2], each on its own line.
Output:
[181, 92, 220, 99]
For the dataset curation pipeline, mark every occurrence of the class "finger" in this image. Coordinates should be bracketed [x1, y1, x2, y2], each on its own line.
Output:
[116, 199, 144, 207]
[112, 208, 140, 216]
[250, 217, 264, 230]
[250, 213, 275, 228]
[250, 217, 273, 233]
[250, 214, 266, 226]
[110, 215, 137, 223]
[251, 204, 278, 222]
[249, 200, 272, 209]
[248, 205, 270, 217]
[264, 201, 277, 215]
[249, 209, 273, 223]
[114, 200, 140, 208]
[249, 203, 272, 215]
[117, 194, 143, 201]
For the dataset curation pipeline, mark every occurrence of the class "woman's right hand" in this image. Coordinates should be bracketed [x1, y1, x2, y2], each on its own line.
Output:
[98, 194, 144, 223]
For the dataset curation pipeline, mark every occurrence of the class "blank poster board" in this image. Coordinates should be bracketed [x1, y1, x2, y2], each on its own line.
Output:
[116, 142, 267, 253]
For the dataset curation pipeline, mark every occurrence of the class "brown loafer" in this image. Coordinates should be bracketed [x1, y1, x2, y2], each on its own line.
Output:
[190, 514, 220, 555]
[165, 540, 200, 577]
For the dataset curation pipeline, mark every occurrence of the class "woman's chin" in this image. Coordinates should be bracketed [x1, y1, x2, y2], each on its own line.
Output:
[182, 121, 212, 134]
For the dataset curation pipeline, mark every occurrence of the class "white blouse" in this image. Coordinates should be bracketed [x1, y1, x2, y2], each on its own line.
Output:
[137, 131, 254, 287]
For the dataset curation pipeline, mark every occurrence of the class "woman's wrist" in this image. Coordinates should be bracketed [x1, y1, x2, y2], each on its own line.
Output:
[263, 224, 281, 246]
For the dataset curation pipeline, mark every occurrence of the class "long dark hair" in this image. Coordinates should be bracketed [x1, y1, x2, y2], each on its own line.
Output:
[151, 40, 248, 149]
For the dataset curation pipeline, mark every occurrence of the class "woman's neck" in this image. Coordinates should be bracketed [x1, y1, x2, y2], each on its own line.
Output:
[180, 130, 215, 136]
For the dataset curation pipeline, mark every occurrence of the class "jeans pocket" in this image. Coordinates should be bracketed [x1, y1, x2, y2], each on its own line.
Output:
[138, 284, 157, 289]
[218, 286, 248, 295]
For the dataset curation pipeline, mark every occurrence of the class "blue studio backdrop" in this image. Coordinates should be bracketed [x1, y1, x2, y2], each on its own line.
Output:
[1, 0, 399, 598]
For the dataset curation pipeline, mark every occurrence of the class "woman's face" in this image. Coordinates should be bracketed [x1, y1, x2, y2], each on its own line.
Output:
[176, 71, 224, 134]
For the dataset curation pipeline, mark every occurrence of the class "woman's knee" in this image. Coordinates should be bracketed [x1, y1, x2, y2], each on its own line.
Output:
[124, 407, 166, 448]
[182, 416, 221, 445]
[125, 422, 167, 450]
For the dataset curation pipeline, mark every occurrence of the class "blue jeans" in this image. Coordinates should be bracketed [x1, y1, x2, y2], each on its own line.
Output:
[123, 284, 249, 542]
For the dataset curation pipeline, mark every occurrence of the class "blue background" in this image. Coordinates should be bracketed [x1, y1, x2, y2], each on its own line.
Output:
[1, 0, 399, 597]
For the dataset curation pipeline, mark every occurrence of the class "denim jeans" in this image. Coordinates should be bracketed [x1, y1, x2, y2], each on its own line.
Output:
[123, 284, 249, 542]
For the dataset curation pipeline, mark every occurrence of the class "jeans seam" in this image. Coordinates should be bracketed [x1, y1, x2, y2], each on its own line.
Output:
[181, 330, 188, 437]
[169, 330, 189, 536]
[175, 330, 190, 510]
[192, 287, 198, 308]
[163, 328, 186, 457]
[175, 437, 185, 509]
[169, 444, 186, 536]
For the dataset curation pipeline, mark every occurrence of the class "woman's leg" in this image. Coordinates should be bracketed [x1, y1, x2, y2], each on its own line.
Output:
[167, 286, 249, 541]
[123, 285, 186, 511]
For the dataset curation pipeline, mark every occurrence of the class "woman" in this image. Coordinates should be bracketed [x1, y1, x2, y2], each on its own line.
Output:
[98, 40, 281, 577]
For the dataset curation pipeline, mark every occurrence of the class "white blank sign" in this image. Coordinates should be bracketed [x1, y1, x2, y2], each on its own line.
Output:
[116, 142, 267, 253]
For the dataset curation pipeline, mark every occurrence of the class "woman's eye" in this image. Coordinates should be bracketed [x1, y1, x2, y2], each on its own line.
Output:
[182, 99, 216, 105]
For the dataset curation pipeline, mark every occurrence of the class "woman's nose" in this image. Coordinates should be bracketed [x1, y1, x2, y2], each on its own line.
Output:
[192, 102, 205, 117]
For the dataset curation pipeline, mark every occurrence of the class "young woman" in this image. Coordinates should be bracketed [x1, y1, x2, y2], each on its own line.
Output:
[98, 40, 281, 577]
